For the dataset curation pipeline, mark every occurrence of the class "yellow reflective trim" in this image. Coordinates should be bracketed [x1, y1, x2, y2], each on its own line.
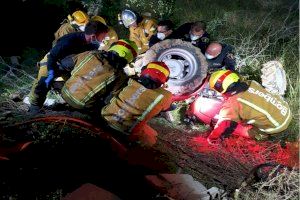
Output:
[237, 98, 280, 127]
[129, 94, 164, 132]
[62, 86, 85, 107]
[259, 108, 291, 133]
[147, 64, 170, 77]
[72, 53, 94, 75]
[247, 119, 256, 124]
[81, 74, 116, 103]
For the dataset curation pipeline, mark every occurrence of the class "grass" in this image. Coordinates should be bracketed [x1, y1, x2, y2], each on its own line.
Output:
[0, 0, 298, 199]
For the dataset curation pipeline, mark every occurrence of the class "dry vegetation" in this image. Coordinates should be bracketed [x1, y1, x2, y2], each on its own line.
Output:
[0, 0, 298, 199]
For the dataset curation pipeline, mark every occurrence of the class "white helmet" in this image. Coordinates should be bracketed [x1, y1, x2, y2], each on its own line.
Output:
[121, 9, 137, 28]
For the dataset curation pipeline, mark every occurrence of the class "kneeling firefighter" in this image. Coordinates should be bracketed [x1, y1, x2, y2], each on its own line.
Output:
[207, 70, 292, 144]
[101, 62, 172, 146]
[61, 39, 138, 110]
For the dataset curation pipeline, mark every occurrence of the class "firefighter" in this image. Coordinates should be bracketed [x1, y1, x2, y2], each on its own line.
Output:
[205, 42, 236, 71]
[101, 62, 172, 146]
[54, 10, 90, 46]
[28, 21, 109, 113]
[207, 70, 292, 144]
[119, 9, 157, 54]
[61, 39, 138, 110]
[171, 21, 210, 54]
[149, 20, 174, 47]
[91, 15, 119, 51]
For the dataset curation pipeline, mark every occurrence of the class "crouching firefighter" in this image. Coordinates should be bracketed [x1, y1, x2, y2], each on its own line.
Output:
[61, 39, 138, 110]
[28, 21, 109, 113]
[101, 62, 172, 146]
[207, 70, 292, 144]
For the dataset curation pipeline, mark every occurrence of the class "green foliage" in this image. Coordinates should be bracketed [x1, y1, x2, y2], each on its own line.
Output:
[122, 0, 176, 19]
[81, 0, 103, 15]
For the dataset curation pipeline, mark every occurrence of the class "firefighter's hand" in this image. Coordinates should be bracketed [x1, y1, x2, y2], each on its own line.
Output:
[123, 65, 136, 76]
[207, 129, 223, 145]
[44, 70, 55, 88]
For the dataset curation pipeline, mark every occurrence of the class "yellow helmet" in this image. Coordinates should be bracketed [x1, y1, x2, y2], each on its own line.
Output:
[209, 70, 240, 93]
[108, 39, 138, 63]
[68, 10, 89, 26]
[91, 16, 107, 25]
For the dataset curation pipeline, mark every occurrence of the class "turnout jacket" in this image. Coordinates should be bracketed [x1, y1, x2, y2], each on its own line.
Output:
[101, 79, 172, 133]
[129, 17, 157, 53]
[217, 81, 292, 134]
[61, 51, 120, 109]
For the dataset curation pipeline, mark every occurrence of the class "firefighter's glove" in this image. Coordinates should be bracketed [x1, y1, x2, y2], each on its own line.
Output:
[207, 120, 237, 145]
[44, 70, 55, 88]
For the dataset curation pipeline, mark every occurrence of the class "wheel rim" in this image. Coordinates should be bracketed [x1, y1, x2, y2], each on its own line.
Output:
[157, 48, 198, 84]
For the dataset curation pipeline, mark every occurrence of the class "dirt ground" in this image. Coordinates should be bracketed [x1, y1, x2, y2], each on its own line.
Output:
[0, 100, 299, 199]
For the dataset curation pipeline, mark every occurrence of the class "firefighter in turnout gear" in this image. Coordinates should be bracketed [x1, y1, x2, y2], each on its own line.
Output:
[91, 15, 119, 51]
[28, 21, 109, 114]
[101, 62, 172, 146]
[207, 70, 292, 144]
[54, 10, 90, 46]
[120, 9, 157, 54]
[61, 39, 138, 109]
[205, 42, 236, 71]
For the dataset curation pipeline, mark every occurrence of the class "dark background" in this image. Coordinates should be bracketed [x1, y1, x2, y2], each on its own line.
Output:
[0, 0, 84, 56]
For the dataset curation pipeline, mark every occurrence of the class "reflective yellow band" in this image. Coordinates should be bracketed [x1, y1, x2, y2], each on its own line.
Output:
[237, 98, 280, 127]
[259, 108, 291, 133]
[147, 64, 170, 77]
[129, 94, 164, 132]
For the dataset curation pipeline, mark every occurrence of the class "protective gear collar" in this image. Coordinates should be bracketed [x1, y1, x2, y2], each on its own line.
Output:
[157, 32, 166, 40]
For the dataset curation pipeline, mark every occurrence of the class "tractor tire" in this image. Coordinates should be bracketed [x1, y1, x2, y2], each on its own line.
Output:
[142, 39, 208, 96]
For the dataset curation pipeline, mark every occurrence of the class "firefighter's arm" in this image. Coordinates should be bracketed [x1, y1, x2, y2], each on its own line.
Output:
[207, 98, 240, 144]
[207, 120, 238, 144]
[224, 53, 236, 71]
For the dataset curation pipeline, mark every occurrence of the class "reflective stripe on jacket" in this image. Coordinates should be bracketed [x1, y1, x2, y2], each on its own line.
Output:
[129, 18, 157, 53]
[62, 51, 116, 109]
[218, 81, 292, 134]
[101, 79, 172, 133]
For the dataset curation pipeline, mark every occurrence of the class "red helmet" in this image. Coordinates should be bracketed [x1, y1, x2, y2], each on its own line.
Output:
[205, 42, 222, 59]
[141, 62, 170, 84]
